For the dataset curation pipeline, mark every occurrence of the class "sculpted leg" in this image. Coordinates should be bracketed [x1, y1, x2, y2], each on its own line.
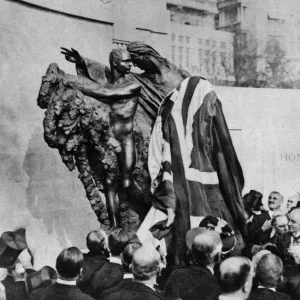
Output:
[119, 133, 136, 188]
[105, 175, 120, 228]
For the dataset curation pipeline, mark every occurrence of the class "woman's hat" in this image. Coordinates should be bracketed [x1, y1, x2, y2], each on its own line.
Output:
[199, 216, 236, 254]
[243, 190, 263, 212]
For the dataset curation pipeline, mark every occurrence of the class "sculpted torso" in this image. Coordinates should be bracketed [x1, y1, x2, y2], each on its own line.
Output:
[105, 79, 140, 140]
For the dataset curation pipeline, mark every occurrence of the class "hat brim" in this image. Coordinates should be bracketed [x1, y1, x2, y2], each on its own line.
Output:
[221, 235, 236, 254]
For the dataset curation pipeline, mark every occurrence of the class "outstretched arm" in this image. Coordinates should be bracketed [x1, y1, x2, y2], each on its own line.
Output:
[67, 77, 141, 103]
[84, 83, 141, 101]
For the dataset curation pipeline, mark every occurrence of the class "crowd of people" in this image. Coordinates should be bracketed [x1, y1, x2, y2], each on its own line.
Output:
[1, 190, 300, 300]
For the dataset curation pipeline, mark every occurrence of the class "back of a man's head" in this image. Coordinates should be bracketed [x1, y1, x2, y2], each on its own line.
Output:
[132, 245, 160, 281]
[56, 247, 83, 279]
[108, 228, 130, 257]
[256, 254, 282, 288]
[86, 229, 108, 254]
[219, 256, 253, 295]
[191, 230, 222, 266]
[121, 242, 142, 272]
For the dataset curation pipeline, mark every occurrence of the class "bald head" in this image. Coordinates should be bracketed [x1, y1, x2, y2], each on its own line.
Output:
[256, 254, 282, 288]
[192, 230, 222, 266]
[219, 256, 253, 294]
[132, 245, 160, 281]
[252, 250, 271, 271]
[287, 194, 299, 211]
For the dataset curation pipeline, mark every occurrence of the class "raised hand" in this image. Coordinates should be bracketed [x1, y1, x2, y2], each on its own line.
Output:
[60, 47, 82, 64]
[261, 219, 272, 231]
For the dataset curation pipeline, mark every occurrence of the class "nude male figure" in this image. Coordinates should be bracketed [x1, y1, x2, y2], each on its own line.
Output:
[61, 47, 141, 227]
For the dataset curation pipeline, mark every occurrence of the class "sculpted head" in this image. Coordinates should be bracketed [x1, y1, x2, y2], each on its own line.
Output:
[288, 208, 300, 234]
[127, 41, 169, 71]
[109, 49, 132, 74]
[131, 244, 160, 281]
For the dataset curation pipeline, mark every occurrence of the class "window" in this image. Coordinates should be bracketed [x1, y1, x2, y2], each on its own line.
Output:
[205, 50, 210, 71]
[186, 36, 190, 44]
[220, 52, 226, 63]
[221, 42, 226, 49]
[179, 35, 184, 43]
[172, 34, 176, 42]
[224, 6, 238, 25]
[171, 46, 176, 63]
[199, 38, 203, 45]
[212, 41, 217, 48]
[178, 46, 183, 68]
[211, 51, 217, 72]
[205, 39, 210, 46]
[186, 48, 190, 68]
[198, 49, 203, 66]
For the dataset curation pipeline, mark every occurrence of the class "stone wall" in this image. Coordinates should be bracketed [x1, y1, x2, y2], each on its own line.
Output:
[215, 86, 300, 206]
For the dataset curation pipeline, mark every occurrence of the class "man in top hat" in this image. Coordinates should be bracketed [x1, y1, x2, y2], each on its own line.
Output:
[1, 259, 28, 300]
[164, 229, 221, 300]
[248, 191, 284, 245]
[0, 229, 33, 300]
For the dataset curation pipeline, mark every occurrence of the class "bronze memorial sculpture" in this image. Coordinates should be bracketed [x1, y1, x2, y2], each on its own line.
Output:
[37, 41, 245, 264]
[59, 48, 141, 228]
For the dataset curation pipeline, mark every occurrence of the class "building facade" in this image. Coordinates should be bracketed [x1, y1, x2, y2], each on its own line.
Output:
[167, 0, 235, 84]
[217, 0, 300, 77]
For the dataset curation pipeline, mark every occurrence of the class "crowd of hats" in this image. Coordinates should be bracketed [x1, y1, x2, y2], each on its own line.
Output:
[0, 229, 57, 295]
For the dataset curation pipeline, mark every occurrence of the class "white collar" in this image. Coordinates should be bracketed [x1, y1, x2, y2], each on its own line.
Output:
[219, 295, 242, 300]
[207, 266, 214, 275]
[123, 273, 133, 279]
[134, 280, 156, 291]
[145, 283, 155, 291]
[268, 210, 275, 218]
[57, 278, 76, 286]
[258, 285, 276, 292]
[109, 256, 122, 265]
